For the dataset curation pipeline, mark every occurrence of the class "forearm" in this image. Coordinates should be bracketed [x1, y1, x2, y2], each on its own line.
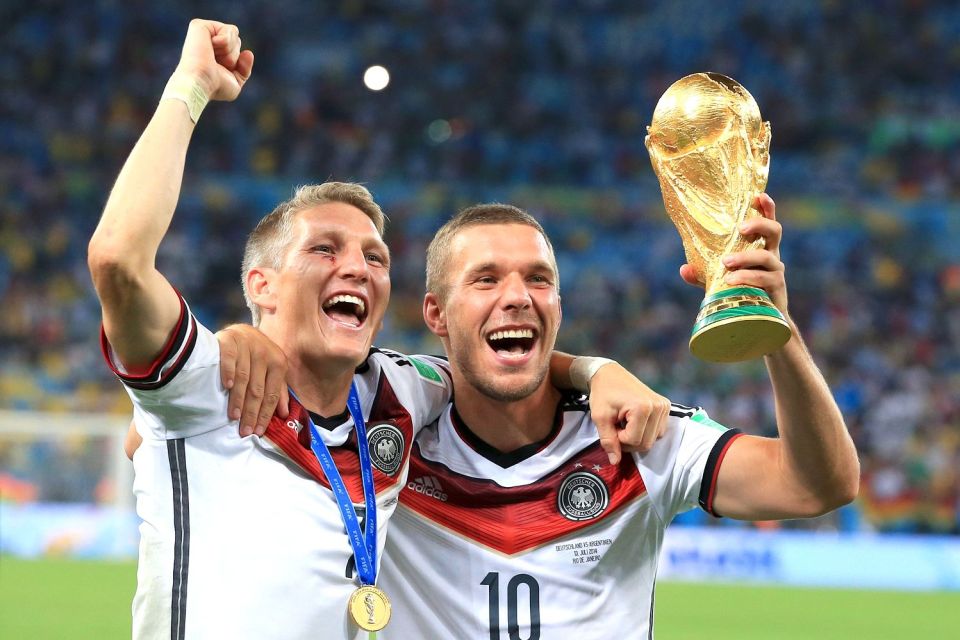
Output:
[765, 324, 860, 510]
[88, 80, 201, 368]
[550, 352, 615, 391]
[549, 351, 577, 389]
[93, 93, 196, 271]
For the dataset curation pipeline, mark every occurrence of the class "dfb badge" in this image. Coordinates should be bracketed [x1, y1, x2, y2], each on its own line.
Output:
[557, 471, 609, 521]
[366, 422, 404, 476]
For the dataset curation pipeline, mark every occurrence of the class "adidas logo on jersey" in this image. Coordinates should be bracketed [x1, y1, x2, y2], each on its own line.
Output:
[407, 475, 448, 502]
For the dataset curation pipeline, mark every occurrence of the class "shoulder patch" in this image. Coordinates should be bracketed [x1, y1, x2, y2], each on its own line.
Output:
[408, 356, 444, 386]
[690, 409, 728, 432]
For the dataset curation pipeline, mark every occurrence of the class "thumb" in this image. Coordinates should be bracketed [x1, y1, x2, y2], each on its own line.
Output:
[679, 264, 703, 287]
[234, 50, 254, 85]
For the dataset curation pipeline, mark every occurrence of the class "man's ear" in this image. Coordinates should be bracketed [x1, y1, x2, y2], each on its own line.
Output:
[422, 292, 448, 337]
[247, 267, 278, 315]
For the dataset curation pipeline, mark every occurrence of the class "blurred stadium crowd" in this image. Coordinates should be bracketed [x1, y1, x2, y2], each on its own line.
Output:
[2, 0, 959, 535]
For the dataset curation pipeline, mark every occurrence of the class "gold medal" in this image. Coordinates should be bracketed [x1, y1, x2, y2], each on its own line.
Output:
[348, 585, 391, 631]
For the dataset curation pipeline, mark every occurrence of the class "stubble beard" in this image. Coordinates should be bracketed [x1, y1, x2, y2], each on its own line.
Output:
[451, 342, 549, 402]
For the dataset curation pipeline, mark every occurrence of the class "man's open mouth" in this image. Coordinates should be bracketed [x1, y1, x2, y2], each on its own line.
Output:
[486, 328, 536, 358]
[322, 294, 367, 327]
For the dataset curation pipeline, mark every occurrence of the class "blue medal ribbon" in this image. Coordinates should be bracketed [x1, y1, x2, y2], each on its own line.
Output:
[291, 383, 378, 586]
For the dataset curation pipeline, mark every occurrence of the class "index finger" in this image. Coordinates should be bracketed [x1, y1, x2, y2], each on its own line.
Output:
[738, 215, 782, 254]
[253, 362, 289, 436]
[212, 25, 241, 68]
[219, 332, 238, 391]
[755, 193, 776, 220]
[594, 418, 623, 466]
[228, 341, 252, 428]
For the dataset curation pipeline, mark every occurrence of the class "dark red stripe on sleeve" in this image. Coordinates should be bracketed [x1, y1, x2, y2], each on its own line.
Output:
[100, 293, 197, 390]
[698, 429, 743, 517]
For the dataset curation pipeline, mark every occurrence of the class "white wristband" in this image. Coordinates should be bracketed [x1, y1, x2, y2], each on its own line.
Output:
[161, 74, 210, 124]
[569, 356, 615, 392]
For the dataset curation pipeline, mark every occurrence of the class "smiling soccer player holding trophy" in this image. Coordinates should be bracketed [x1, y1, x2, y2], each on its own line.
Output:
[646, 72, 791, 362]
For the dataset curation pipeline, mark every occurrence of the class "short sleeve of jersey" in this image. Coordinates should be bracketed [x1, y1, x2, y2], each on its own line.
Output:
[100, 296, 230, 439]
[366, 348, 453, 433]
[633, 405, 742, 523]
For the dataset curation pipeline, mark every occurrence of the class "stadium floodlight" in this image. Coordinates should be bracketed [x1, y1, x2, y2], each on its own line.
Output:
[364, 65, 390, 91]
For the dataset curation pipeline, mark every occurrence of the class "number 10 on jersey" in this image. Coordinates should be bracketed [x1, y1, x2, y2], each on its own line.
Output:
[481, 572, 541, 640]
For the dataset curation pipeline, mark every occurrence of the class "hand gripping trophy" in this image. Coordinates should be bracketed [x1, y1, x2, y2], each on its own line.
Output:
[646, 72, 791, 362]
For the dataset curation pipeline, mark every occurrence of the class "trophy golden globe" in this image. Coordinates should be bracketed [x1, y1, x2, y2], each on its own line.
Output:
[645, 72, 791, 363]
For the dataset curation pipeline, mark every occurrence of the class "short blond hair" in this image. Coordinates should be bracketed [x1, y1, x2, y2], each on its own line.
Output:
[425, 203, 559, 303]
[241, 182, 387, 325]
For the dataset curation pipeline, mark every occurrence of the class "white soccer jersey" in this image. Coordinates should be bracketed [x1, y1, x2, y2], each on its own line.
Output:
[378, 392, 740, 639]
[102, 295, 452, 640]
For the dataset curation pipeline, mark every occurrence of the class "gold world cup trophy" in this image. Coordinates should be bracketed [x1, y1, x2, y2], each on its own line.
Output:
[645, 72, 791, 362]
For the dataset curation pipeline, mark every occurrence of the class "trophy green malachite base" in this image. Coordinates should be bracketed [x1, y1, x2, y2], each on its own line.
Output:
[689, 286, 791, 363]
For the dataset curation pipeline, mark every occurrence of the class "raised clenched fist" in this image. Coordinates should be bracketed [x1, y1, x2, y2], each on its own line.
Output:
[173, 19, 254, 102]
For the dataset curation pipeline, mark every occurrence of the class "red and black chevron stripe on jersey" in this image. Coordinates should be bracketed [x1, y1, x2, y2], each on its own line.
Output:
[264, 371, 414, 502]
[100, 294, 198, 391]
[400, 440, 647, 555]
